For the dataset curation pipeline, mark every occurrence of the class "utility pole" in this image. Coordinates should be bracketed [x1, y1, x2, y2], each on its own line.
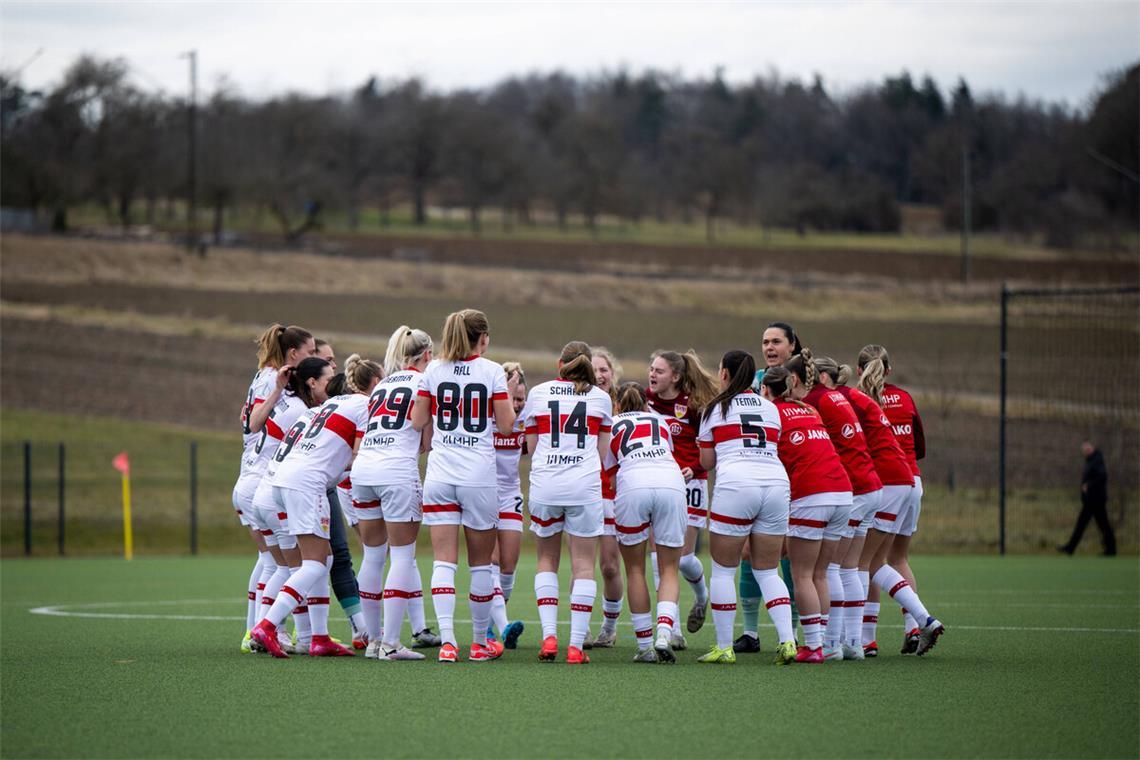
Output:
[961, 145, 971, 285]
[180, 50, 200, 255]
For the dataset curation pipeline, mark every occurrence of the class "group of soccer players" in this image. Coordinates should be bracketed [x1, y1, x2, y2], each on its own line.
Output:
[234, 311, 945, 664]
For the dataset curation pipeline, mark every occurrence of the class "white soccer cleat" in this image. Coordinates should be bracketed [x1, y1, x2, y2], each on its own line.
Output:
[654, 633, 676, 663]
[380, 644, 426, 661]
[591, 628, 618, 648]
[365, 639, 385, 660]
[842, 642, 865, 661]
[670, 632, 688, 651]
[916, 618, 945, 656]
[632, 647, 659, 663]
[823, 645, 844, 661]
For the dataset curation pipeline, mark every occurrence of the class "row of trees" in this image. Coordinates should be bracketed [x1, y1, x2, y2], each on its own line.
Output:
[2, 56, 1136, 246]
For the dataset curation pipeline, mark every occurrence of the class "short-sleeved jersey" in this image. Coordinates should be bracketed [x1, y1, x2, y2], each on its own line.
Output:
[835, 386, 914, 487]
[494, 416, 526, 495]
[352, 369, 427, 486]
[422, 357, 510, 486]
[603, 411, 684, 493]
[697, 391, 788, 488]
[240, 392, 309, 480]
[254, 409, 316, 506]
[880, 383, 924, 477]
[647, 390, 707, 480]
[524, 380, 613, 504]
[271, 393, 368, 494]
[773, 400, 852, 501]
[803, 385, 882, 495]
[240, 367, 277, 453]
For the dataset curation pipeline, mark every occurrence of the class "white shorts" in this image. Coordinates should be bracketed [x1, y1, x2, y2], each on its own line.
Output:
[872, 484, 914, 534]
[497, 491, 525, 533]
[529, 500, 604, 539]
[232, 483, 254, 528]
[849, 489, 884, 538]
[896, 476, 923, 537]
[787, 492, 852, 541]
[422, 480, 498, 530]
[708, 483, 790, 538]
[352, 482, 423, 524]
[685, 479, 709, 528]
[337, 486, 359, 527]
[615, 488, 686, 547]
[275, 486, 331, 541]
[602, 499, 617, 537]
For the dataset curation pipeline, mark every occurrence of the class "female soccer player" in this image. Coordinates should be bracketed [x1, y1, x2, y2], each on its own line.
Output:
[856, 345, 943, 655]
[802, 352, 883, 660]
[412, 309, 519, 664]
[646, 350, 718, 647]
[490, 361, 528, 649]
[737, 321, 803, 653]
[763, 358, 852, 663]
[244, 357, 333, 652]
[695, 351, 798, 665]
[586, 347, 624, 649]
[250, 355, 383, 658]
[236, 324, 315, 652]
[813, 355, 915, 659]
[350, 328, 439, 660]
[604, 382, 685, 663]
[525, 341, 613, 664]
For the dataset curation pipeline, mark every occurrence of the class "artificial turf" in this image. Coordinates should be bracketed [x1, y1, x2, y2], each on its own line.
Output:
[1, 554, 1137, 759]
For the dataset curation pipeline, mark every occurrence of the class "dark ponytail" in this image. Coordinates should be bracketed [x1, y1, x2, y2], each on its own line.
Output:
[616, 382, 649, 414]
[703, 350, 757, 423]
[289, 357, 330, 407]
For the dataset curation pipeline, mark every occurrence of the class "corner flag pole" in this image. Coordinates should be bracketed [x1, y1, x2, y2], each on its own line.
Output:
[113, 452, 133, 560]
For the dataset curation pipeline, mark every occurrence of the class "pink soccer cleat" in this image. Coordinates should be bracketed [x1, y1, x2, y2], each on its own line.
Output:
[794, 645, 825, 664]
[538, 636, 559, 662]
[438, 643, 459, 663]
[309, 635, 355, 657]
[469, 641, 503, 662]
[251, 620, 289, 659]
[566, 645, 590, 665]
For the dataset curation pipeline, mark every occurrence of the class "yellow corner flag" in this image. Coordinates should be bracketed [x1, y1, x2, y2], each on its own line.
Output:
[112, 452, 133, 560]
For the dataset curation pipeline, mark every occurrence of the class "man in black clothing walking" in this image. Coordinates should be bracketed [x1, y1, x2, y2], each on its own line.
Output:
[1058, 441, 1116, 556]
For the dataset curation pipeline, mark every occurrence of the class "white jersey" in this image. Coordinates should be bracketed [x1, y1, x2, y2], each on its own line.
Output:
[422, 357, 509, 487]
[352, 369, 427, 486]
[603, 411, 685, 493]
[240, 367, 276, 454]
[271, 393, 368, 494]
[523, 380, 613, 504]
[697, 391, 788, 488]
[239, 392, 309, 480]
[494, 417, 526, 495]
[252, 408, 315, 509]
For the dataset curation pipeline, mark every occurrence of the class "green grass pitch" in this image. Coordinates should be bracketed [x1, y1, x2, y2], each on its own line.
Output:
[2, 554, 1137, 758]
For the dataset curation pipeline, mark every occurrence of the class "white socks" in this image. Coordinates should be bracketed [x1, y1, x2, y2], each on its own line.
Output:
[358, 542, 388, 641]
[500, 570, 516, 602]
[825, 562, 845, 648]
[754, 566, 795, 644]
[264, 559, 325, 629]
[601, 597, 622, 634]
[382, 544, 418, 647]
[679, 553, 708, 605]
[491, 565, 510, 636]
[469, 565, 494, 646]
[431, 561, 458, 647]
[710, 560, 737, 650]
[535, 571, 559, 638]
[306, 556, 332, 637]
[246, 552, 273, 631]
[631, 611, 653, 649]
[840, 567, 865, 648]
[862, 601, 880, 646]
[656, 600, 679, 642]
[873, 564, 931, 624]
[569, 579, 596, 649]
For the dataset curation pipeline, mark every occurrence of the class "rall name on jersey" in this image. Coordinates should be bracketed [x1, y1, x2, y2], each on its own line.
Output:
[453, 365, 471, 376]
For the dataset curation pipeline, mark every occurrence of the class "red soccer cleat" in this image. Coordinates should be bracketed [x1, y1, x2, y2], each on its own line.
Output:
[251, 620, 289, 659]
[538, 636, 559, 662]
[469, 641, 503, 662]
[566, 645, 590, 665]
[352, 632, 369, 651]
[309, 635, 356, 657]
[487, 638, 505, 658]
[864, 640, 879, 658]
[794, 645, 825, 664]
[438, 643, 459, 663]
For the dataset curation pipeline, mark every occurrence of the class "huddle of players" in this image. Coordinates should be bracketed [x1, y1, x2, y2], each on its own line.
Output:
[233, 311, 944, 664]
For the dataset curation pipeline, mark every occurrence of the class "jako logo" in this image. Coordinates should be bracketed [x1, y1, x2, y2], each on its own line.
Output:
[789, 431, 806, 445]
[880, 415, 890, 426]
[841, 424, 855, 438]
[893, 424, 913, 436]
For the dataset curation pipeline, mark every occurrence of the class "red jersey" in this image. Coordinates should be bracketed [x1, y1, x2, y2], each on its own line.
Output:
[773, 400, 852, 501]
[646, 389, 706, 480]
[803, 385, 881, 496]
[835, 386, 914, 487]
[879, 383, 924, 477]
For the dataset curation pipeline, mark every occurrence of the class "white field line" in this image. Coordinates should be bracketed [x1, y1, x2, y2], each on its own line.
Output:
[26, 600, 1140, 634]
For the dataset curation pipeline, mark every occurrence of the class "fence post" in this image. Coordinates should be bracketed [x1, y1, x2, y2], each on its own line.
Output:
[58, 443, 66, 556]
[189, 441, 198, 556]
[998, 283, 1009, 556]
[23, 441, 32, 556]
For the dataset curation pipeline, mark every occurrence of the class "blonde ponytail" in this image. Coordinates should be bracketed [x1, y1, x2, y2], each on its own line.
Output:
[857, 344, 890, 403]
[384, 325, 433, 374]
[344, 353, 384, 394]
[255, 323, 313, 369]
[440, 309, 489, 362]
[559, 341, 596, 393]
[616, 382, 648, 414]
[814, 355, 853, 387]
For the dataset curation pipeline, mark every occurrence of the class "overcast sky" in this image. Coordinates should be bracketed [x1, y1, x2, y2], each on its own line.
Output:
[1, 1, 1136, 108]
